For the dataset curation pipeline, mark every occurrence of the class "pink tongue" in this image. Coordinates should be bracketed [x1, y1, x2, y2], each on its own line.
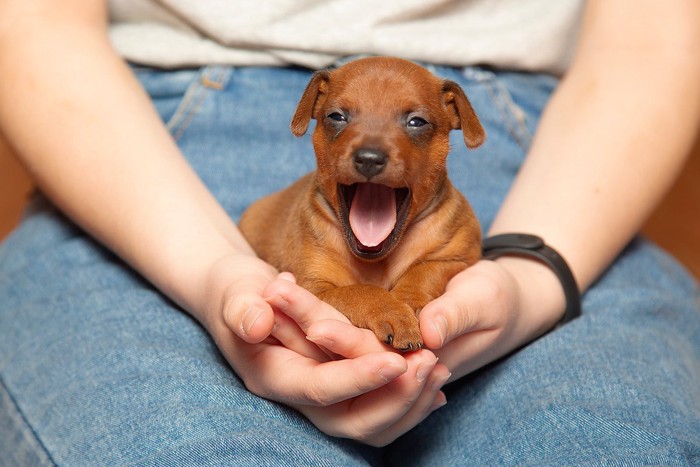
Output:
[349, 183, 396, 248]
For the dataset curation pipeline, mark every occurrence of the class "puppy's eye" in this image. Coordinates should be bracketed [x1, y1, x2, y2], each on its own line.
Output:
[407, 116, 428, 128]
[327, 112, 348, 123]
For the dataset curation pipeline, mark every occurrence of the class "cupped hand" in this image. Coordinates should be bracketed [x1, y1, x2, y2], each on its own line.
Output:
[200, 253, 451, 446]
[263, 278, 451, 446]
[298, 339, 450, 446]
[206, 270, 450, 447]
[419, 258, 565, 380]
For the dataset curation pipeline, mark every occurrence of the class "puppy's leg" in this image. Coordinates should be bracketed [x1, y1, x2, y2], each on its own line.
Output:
[393, 214, 481, 312]
[391, 261, 471, 313]
[314, 284, 423, 352]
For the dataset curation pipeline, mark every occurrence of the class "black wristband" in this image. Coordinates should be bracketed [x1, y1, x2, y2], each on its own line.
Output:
[482, 233, 581, 326]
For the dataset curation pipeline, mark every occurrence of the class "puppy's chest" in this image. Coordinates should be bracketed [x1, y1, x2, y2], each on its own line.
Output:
[345, 243, 427, 290]
[348, 260, 395, 289]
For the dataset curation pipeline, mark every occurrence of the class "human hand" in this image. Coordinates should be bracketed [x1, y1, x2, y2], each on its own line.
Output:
[199, 256, 449, 446]
[418, 258, 565, 380]
[200, 254, 400, 408]
[226, 276, 451, 447]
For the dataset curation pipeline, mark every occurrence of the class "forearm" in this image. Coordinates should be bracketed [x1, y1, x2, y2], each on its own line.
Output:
[0, 2, 253, 317]
[491, 1, 700, 295]
[422, 3, 700, 370]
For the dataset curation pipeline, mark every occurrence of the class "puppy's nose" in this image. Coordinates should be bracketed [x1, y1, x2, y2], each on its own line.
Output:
[353, 149, 388, 178]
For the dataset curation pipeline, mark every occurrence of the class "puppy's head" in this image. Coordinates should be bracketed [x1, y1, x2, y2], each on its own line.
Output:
[291, 56, 485, 261]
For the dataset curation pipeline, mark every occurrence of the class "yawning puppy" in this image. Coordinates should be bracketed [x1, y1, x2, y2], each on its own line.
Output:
[239, 57, 485, 351]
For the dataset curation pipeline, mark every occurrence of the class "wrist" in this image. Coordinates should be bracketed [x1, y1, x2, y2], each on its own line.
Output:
[492, 256, 567, 338]
[150, 233, 257, 324]
[483, 233, 582, 331]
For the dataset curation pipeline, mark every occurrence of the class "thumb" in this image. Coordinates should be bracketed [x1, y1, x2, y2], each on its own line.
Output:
[210, 256, 278, 343]
[419, 261, 513, 349]
[223, 287, 275, 343]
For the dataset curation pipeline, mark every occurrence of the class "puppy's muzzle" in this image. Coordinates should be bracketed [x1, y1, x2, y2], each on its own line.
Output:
[353, 149, 388, 179]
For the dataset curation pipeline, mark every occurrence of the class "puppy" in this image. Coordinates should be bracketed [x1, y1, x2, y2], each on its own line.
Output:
[239, 57, 485, 351]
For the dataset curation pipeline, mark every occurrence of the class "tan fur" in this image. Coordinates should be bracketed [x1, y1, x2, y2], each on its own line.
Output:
[239, 57, 485, 351]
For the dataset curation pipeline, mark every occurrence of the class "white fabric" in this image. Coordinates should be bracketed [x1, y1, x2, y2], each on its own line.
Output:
[109, 0, 584, 74]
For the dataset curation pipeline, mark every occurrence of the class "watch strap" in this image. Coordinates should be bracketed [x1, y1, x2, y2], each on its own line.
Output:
[482, 233, 581, 326]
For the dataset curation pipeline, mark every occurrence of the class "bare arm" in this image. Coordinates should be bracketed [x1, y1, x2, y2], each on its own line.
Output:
[419, 0, 700, 374]
[0, 0, 257, 322]
[493, 0, 700, 291]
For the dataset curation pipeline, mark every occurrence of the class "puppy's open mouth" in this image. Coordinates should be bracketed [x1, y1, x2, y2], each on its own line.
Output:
[338, 183, 411, 260]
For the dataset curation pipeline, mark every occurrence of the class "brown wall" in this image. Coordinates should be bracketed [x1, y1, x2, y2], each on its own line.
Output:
[0, 138, 32, 240]
[1, 137, 699, 279]
[642, 139, 700, 279]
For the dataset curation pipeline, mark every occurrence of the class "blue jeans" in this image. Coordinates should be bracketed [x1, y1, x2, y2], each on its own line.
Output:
[1, 63, 698, 465]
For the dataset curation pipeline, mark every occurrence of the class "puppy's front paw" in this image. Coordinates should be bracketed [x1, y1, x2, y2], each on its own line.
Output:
[316, 285, 423, 352]
[366, 304, 423, 352]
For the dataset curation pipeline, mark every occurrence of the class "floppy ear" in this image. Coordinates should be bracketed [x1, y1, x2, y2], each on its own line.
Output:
[442, 80, 485, 149]
[290, 71, 330, 137]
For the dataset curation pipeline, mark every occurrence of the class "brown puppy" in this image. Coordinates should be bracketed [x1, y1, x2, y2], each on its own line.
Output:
[239, 57, 485, 351]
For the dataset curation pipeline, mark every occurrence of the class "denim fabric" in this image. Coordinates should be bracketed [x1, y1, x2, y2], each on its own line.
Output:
[0, 63, 698, 465]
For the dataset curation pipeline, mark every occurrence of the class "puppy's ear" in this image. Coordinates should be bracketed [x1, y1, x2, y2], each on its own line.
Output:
[442, 80, 485, 149]
[290, 71, 330, 137]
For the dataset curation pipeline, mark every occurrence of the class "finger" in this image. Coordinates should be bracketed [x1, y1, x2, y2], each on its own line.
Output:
[208, 255, 279, 344]
[271, 309, 332, 362]
[222, 278, 276, 344]
[264, 278, 351, 332]
[248, 346, 408, 407]
[301, 350, 448, 446]
[419, 291, 477, 349]
[433, 329, 506, 378]
[369, 360, 451, 447]
[277, 271, 296, 283]
[266, 277, 348, 360]
[419, 261, 514, 349]
[306, 319, 391, 357]
[344, 350, 438, 430]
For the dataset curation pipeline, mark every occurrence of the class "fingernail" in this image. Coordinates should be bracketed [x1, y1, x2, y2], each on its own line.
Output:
[242, 305, 264, 336]
[278, 272, 296, 283]
[433, 314, 448, 346]
[377, 362, 406, 382]
[431, 393, 448, 411]
[416, 358, 437, 383]
[433, 372, 452, 390]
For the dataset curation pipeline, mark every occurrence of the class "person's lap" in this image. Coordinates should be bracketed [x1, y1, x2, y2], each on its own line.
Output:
[0, 62, 697, 465]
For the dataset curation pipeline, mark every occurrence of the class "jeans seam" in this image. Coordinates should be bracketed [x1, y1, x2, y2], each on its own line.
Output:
[0, 375, 56, 465]
[486, 81, 531, 151]
[166, 65, 231, 141]
[464, 67, 532, 151]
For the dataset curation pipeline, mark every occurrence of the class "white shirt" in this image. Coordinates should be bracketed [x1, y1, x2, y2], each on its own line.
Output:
[109, 0, 584, 74]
